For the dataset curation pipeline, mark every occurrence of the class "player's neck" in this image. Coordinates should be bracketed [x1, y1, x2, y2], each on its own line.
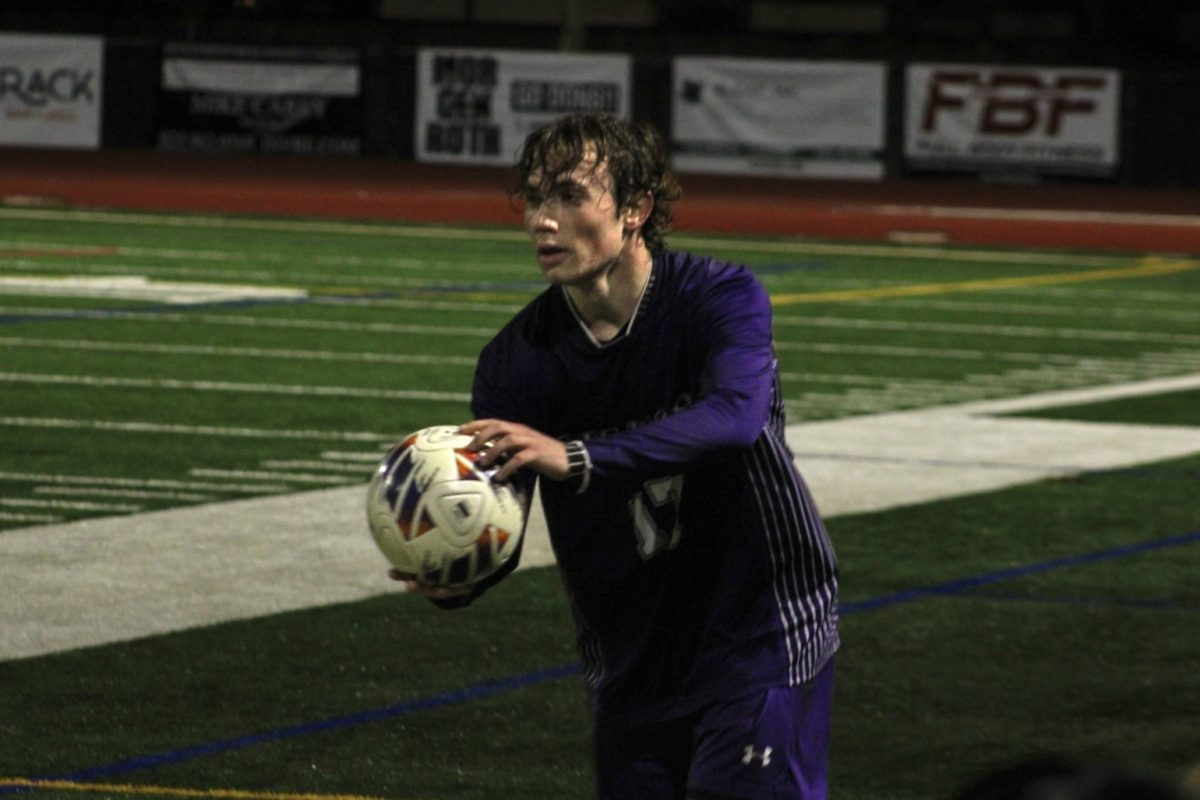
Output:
[565, 241, 652, 343]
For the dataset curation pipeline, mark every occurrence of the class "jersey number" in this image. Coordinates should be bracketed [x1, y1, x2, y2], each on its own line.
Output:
[630, 474, 684, 560]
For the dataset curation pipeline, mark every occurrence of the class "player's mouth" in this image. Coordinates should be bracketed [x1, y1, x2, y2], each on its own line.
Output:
[535, 244, 569, 268]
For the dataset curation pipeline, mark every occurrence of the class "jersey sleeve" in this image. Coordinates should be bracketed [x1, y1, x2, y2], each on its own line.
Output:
[583, 266, 777, 478]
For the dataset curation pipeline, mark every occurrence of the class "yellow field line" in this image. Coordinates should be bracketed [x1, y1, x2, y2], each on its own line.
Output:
[770, 256, 1200, 305]
[0, 778, 389, 800]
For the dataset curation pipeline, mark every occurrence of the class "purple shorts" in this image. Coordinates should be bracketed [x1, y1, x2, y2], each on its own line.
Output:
[594, 658, 835, 800]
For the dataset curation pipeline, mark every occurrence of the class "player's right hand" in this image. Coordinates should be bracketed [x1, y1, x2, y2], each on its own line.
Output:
[388, 568, 474, 600]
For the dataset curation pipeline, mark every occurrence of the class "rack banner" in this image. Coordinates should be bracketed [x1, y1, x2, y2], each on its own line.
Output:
[0, 33, 103, 149]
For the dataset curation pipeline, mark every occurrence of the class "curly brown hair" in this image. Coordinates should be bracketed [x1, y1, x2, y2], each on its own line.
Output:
[514, 113, 682, 254]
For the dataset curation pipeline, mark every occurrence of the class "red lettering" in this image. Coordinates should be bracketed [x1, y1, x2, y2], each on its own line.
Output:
[980, 73, 1041, 135]
[1046, 75, 1105, 135]
[921, 71, 978, 133]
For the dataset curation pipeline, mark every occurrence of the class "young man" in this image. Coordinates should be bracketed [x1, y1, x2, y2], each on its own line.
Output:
[398, 113, 839, 799]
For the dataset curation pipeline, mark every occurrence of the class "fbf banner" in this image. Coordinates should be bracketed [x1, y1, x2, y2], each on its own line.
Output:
[671, 57, 886, 179]
[905, 64, 1121, 174]
[416, 48, 631, 165]
[158, 43, 363, 156]
[0, 33, 102, 149]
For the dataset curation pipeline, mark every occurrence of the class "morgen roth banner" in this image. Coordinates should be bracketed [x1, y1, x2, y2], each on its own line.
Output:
[416, 48, 631, 165]
[905, 63, 1121, 174]
[671, 57, 886, 179]
[158, 43, 363, 156]
[0, 32, 102, 149]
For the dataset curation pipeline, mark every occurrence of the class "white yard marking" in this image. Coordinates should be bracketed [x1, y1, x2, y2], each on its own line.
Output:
[0, 417, 389, 442]
[3, 374, 1200, 661]
[0, 337, 479, 367]
[34, 486, 211, 502]
[189, 468, 355, 485]
[0, 497, 141, 513]
[0, 275, 307, 304]
[0, 470, 288, 494]
[0, 512, 60, 523]
[0, 371, 471, 403]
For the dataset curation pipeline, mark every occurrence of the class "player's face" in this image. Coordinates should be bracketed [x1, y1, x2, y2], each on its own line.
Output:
[521, 150, 631, 286]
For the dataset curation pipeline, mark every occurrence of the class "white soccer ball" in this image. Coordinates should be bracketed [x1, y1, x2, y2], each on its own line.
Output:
[366, 425, 526, 588]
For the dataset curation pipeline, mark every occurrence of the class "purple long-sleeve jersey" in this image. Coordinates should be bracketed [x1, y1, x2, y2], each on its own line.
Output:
[470, 250, 839, 724]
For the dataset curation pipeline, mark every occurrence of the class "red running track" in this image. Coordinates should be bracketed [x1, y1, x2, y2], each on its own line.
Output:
[3, 148, 1200, 253]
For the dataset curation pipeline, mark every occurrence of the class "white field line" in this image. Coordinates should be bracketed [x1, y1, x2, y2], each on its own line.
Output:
[0, 207, 533, 241]
[0, 511, 60, 523]
[952, 372, 1200, 414]
[0, 258, 527, 290]
[312, 296, 524, 313]
[0, 336, 478, 367]
[189, 468, 356, 485]
[0, 309, 499, 338]
[260, 460, 375, 474]
[859, 203, 1200, 227]
[0, 497, 141, 513]
[320, 450, 391, 462]
[10, 304, 1186, 347]
[773, 315, 1200, 345]
[0, 417, 390, 442]
[6, 373, 1200, 661]
[0, 371, 472, 402]
[34, 486, 211, 502]
[0, 470, 288, 493]
[0, 275, 308, 304]
[1015, 285, 1199, 304]
[0, 239, 533, 274]
[0, 207, 1147, 265]
[14, 334, 1197, 372]
[870, 297, 1200, 323]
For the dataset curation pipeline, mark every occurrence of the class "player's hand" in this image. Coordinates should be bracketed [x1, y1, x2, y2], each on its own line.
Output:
[388, 568, 473, 600]
[459, 419, 569, 482]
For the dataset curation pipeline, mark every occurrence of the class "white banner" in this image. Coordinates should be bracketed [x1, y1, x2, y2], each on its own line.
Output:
[671, 57, 886, 179]
[416, 49, 631, 165]
[0, 33, 103, 149]
[905, 63, 1121, 173]
[157, 43, 363, 156]
[161, 58, 360, 96]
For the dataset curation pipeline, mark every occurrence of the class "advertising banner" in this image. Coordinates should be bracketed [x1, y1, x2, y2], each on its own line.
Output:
[671, 57, 886, 179]
[158, 43, 362, 156]
[416, 48, 631, 165]
[0, 33, 103, 149]
[905, 63, 1121, 174]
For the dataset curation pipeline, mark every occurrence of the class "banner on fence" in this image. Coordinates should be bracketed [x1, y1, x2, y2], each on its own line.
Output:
[0, 33, 103, 149]
[904, 64, 1121, 174]
[670, 57, 886, 179]
[158, 43, 362, 156]
[416, 48, 631, 165]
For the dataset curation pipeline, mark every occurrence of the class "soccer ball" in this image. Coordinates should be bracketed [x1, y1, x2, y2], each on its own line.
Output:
[366, 425, 526, 588]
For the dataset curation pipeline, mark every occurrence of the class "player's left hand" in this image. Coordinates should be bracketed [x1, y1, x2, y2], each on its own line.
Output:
[459, 419, 569, 482]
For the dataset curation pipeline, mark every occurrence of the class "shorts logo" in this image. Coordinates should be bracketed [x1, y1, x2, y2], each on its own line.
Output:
[742, 745, 773, 767]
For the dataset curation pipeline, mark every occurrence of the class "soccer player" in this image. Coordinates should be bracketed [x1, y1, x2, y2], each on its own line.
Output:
[396, 112, 840, 800]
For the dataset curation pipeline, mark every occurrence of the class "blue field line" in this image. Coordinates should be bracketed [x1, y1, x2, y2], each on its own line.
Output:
[6, 529, 1198, 793]
[841, 529, 1200, 614]
[0, 663, 581, 794]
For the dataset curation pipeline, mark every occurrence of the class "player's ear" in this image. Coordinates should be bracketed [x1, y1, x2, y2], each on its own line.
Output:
[622, 191, 654, 233]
